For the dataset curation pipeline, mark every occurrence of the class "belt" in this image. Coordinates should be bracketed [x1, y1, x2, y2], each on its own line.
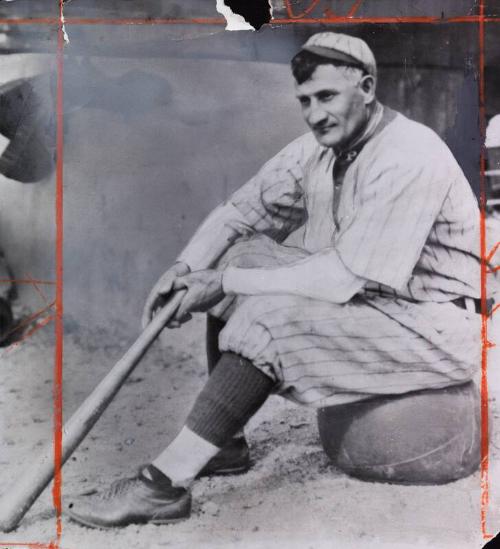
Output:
[452, 297, 493, 315]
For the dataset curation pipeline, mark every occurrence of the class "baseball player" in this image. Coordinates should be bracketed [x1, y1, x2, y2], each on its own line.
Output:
[67, 32, 483, 528]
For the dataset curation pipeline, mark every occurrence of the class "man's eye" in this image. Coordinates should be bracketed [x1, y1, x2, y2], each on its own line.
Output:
[298, 97, 310, 107]
[319, 92, 336, 102]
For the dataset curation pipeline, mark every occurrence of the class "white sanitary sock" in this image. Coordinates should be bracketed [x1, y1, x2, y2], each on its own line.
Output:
[152, 426, 220, 488]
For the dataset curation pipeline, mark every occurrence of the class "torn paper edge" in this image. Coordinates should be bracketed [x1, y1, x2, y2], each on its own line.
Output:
[216, 0, 255, 31]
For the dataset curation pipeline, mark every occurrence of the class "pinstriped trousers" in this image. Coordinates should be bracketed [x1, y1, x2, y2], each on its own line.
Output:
[209, 235, 480, 408]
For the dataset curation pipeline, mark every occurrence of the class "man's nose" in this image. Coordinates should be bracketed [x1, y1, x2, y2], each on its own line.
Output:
[307, 100, 328, 126]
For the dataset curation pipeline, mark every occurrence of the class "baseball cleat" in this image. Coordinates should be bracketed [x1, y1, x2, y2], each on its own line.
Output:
[66, 465, 191, 529]
[198, 436, 251, 477]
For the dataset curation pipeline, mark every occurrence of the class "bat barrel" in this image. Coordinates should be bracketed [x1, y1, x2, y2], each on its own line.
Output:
[0, 291, 185, 532]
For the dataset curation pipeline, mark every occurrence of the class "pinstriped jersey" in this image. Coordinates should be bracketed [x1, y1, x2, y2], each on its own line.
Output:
[229, 107, 480, 302]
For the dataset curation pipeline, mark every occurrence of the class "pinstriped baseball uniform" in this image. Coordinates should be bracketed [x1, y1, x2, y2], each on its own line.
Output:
[179, 105, 482, 407]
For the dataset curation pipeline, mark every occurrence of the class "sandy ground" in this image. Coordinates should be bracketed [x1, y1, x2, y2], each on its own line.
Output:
[1, 294, 499, 549]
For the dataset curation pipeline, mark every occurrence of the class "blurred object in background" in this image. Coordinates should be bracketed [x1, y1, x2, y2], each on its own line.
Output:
[0, 250, 15, 346]
[486, 115, 500, 148]
[0, 58, 172, 184]
[0, 74, 55, 183]
[486, 114, 500, 212]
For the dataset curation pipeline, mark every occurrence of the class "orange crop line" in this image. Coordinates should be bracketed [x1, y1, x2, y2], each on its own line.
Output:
[0, 279, 56, 285]
[0, 15, 494, 26]
[0, 541, 56, 549]
[51, 2, 64, 545]
[64, 15, 484, 26]
[63, 17, 226, 25]
[271, 15, 483, 24]
[0, 17, 58, 25]
[478, 0, 492, 540]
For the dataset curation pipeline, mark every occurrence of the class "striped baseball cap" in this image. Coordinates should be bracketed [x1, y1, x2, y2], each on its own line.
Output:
[301, 32, 377, 77]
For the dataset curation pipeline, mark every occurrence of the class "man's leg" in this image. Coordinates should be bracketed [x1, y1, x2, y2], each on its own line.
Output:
[66, 352, 274, 528]
[206, 314, 225, 372]
[197, 315, 250, 476]
[152, 352, 271, 485]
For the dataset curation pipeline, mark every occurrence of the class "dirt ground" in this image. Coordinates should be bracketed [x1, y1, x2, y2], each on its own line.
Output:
[1, 287, 500, 549]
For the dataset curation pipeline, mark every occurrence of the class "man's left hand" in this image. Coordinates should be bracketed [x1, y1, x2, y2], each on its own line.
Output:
[172, 270, 225, 323]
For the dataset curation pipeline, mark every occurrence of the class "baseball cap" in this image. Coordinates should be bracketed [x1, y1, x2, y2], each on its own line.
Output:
[301, 32, 377, 78]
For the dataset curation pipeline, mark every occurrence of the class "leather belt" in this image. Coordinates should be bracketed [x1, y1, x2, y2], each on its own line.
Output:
[452, 297, 493, 315]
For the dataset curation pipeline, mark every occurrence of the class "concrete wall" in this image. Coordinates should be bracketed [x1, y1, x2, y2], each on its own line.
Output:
[0, 25, 481, 337]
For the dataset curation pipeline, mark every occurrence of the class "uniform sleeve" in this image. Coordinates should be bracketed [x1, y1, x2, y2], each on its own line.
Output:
[229, 132, 317, 242]
[335, 152, 453, 290]
[222, 247, 366, 304]
[176, 202, 255, 270]
[176, 133, 316, 270]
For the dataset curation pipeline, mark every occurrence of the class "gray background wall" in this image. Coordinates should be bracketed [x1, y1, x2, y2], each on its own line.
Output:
[0, 23, 484, 336]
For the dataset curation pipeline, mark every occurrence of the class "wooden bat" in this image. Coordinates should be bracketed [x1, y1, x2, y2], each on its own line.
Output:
[0, 290, 186, 533]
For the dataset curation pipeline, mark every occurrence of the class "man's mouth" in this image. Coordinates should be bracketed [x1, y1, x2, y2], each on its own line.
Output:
[314, 124, 337, 134]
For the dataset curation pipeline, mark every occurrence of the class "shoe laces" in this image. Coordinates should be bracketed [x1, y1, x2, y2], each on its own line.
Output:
[99, 476, 141, 501]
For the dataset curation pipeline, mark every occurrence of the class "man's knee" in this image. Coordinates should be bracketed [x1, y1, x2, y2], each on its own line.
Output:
[214, 239, 262, 270]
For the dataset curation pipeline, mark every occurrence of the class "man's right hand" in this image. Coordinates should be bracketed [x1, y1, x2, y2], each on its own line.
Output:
[141, 261, 191, 330]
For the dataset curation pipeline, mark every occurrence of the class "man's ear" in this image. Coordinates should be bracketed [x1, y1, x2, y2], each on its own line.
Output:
[359, 75, 376, 104]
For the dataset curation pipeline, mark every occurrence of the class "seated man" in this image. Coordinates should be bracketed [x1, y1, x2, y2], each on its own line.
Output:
[67, 32, 482, 528]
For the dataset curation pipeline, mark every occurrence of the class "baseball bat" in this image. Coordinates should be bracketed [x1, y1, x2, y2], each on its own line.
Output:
[0, 290, 186, 532]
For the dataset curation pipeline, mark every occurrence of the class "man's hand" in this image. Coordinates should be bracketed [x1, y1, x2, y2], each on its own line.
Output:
[141, 262, 191, 330]
[172, 270, 225, 322]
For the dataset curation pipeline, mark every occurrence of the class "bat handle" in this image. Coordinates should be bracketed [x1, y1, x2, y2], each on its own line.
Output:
[0, 290, 186, 533]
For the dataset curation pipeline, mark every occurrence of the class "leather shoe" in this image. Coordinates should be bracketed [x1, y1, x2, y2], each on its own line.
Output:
[66, 465, 191, 529]
[198, 436, 251, 477]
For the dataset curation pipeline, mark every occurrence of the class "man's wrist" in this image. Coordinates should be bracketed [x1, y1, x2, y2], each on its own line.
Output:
[173, 261, 191, 275]
[221, 267, 233, 295]
[222, 266, 248, 295]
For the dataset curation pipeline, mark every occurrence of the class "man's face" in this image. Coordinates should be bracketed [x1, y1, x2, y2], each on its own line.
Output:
[295, 64, 370, 150]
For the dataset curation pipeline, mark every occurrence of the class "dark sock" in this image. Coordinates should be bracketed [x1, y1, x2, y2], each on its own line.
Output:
[206, 315, 225, 374]
[186, 352, 274, 447]
[141, 465, 186, 495]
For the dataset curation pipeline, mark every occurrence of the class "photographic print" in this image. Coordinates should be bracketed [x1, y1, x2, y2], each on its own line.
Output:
[0, 1, 499, 548]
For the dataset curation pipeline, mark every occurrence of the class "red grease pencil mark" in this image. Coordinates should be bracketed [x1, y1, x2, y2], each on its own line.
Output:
[323, 0, 364, 18]
[0, 279, 56, 285]
[0, 6, 497, 549]
[478, 0, 493, 540]
[4, 315, 55, 355]
[64, 17, 226, 26]
[0, 18, 58, 25]
[0, 15, 499, 26]
[0, 541, 57, 549]
[52, 1, 64, 545]
[0, 300, 55, 352]
[347, 0, 365, 18]
[272, 15, 483, 24]
[284, 0, 321, 19]
[485, 241, 500, 263]
[25, 273, 50, 305]
[58, 15, 495, 25]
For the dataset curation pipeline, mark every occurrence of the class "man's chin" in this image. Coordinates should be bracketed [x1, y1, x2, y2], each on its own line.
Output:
[312, 130, 341, 148]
